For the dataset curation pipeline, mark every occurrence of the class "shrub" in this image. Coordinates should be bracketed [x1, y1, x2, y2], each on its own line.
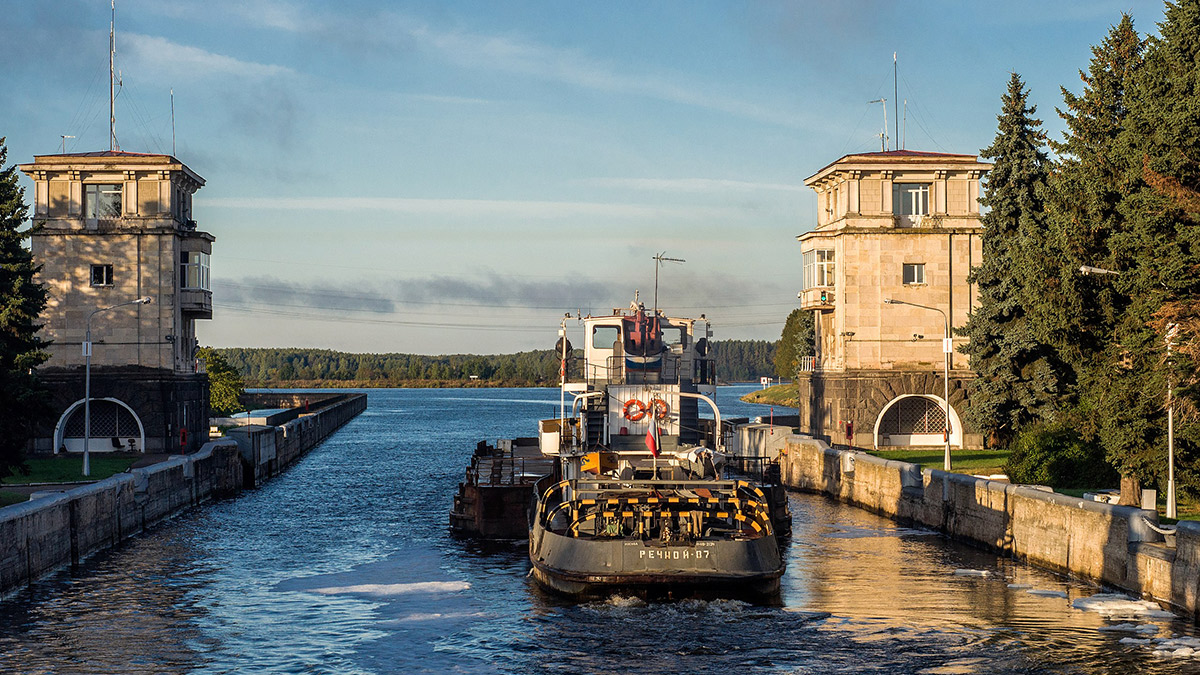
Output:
[1004, 423, 1118, 489]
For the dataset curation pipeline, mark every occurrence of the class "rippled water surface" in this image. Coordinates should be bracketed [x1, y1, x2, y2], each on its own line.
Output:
[2, 386, 1199, 674]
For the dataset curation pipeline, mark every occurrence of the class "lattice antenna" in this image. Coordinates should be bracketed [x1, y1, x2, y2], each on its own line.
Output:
[651, 252, 685, 314]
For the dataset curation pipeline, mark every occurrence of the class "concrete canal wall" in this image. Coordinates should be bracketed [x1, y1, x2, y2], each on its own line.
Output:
[226, 393, 367, 487]
[0, 440, 242, 598]
[0, 392, 367, 597]
[773, 431, 1200, 619]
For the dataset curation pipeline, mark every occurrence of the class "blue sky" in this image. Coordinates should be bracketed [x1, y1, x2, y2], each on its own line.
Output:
[2, 0, 1169, 354]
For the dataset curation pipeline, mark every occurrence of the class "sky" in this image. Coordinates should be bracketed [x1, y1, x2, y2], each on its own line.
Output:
[0, 0, 1171, 355]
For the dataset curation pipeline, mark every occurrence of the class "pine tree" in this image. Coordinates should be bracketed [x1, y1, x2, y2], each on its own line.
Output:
[960, 74, 1062, 447]
[774, 309, 814, 379]
[0, 137, 50, 478]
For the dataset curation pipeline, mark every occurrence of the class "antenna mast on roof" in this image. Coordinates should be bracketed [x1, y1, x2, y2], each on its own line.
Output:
[170, 88, 176, 156]
[60, 135, 75, 153]
[868, 98, 888, 151]
[894, 53, 899, 147]
[109, 0, 118, 151]
[651, 252, 685, 315]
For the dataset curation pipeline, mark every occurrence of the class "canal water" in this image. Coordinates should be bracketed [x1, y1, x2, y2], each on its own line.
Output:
[2, 386, 1199, 674]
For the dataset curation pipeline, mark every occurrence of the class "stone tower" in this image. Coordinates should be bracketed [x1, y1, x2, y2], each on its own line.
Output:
[795, 150, 990, 450]
[19, 151, 213, 455]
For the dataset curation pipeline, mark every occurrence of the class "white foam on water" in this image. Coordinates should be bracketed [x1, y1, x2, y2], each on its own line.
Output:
[391, 611, 487, 623]
[1072, 593, 1176, 619]
[1099, 623, 1159, 635]
[1119, 637, 1153, 646]
[1006, 583, 1032, 589]
[604, 595, 647, 608]
[309, 581, 471, 597]
[953, 569, 991, 577]
[1026, 589, 1068, 598]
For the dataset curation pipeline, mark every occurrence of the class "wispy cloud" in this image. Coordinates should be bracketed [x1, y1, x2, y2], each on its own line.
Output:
[215, 271, 793, 319]
[140, 1, 807, 129]
[122, 33, 294, 82]
[203, 196, 748, 221]
[216, 277, 395, 314]
[582, 178, 805, 194]
[409, 25, 806, 128]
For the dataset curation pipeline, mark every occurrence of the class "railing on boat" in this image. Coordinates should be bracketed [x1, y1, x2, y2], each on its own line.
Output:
[535, 478, 773, 540]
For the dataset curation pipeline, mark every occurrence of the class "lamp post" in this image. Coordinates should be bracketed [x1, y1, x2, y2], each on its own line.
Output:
[83, 296, 152, 477]
[883, 298, 952, 471]
[1166, 322, 1179, 518]
[1078, 263, 1177, 514]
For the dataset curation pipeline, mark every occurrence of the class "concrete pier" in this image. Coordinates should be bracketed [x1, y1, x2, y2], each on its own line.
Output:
[772, 431, 1200, 619]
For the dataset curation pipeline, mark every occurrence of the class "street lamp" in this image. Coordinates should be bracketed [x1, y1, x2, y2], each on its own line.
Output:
[883, 298, 953, 471]
[83, 296, 152, 477]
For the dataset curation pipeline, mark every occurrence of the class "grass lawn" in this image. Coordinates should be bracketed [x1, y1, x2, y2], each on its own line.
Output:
[2, 456, 139, 485]
[868, 448, 1010, 476]
[0, 491, 27, 507]
[740, 384, 800, 408]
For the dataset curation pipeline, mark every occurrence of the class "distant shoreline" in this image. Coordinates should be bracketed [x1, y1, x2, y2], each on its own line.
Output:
[244, 379, 764, 389]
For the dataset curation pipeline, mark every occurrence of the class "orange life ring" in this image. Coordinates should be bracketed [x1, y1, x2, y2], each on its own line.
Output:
[650, 398, 670, 421]
[623, 398, 648, 421]
[179, 426, 188, 447]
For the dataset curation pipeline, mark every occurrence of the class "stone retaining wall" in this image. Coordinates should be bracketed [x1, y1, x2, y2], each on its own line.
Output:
[1, 392, 368, 597]
[0, 440, 241, 598]
[777, 432, 1200, 618]
[228, 393, 367, 486]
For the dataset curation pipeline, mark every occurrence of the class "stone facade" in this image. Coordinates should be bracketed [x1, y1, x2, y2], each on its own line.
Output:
[797, 150, 990, 449]
[18, 152, 214, 456]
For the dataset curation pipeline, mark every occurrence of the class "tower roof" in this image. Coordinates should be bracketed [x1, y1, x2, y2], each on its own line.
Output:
[805, 149, 989, 185]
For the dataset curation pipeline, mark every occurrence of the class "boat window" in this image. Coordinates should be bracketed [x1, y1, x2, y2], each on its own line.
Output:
[661, 327, 684, 346]
[592, 326, 619, 349]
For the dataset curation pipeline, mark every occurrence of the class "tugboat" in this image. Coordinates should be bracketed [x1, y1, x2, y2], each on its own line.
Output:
[527, 296, 785, 598]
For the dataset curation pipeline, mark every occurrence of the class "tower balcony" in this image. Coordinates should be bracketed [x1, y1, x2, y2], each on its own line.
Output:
[798, 286, 835, 311]
[180, 288, 212, 319]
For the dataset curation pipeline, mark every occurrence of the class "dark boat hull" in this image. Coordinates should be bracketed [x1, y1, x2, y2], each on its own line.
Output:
[529, 523, 783, 597]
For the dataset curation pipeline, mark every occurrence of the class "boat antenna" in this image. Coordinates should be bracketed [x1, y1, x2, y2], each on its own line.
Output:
[60, 135, 75, 153]
[109, 0, 119, 151]
[651, 252, 685, 315]
[868, 98, 888, 151]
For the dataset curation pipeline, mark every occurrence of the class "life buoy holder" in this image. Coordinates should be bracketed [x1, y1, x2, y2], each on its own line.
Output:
[623, 398, 648, 421]
[649, 398, 670, 421]
[179, 427, 188, 447]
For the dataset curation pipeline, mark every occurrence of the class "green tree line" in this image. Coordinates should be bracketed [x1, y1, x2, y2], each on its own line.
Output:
[963, 5, 1200, 498]
[217, 340, 775, 386]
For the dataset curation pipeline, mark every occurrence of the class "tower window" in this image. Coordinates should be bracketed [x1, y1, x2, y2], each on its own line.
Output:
[85, 184, 123, 218]
[903, 263, 925, 285]
[180, 252, 210, 290]
[802, 249, 835, 289]
[90, 264, 114, 287]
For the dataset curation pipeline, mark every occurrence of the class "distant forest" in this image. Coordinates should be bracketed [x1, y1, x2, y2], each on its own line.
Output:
[216, 340, 774, 387]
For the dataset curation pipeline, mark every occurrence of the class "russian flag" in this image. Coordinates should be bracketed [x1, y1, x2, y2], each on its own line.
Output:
[645, 425, 659, 457]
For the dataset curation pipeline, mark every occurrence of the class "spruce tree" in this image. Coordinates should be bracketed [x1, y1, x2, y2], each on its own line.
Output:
[960, 74, 1063, 447]
[0, 137, 50, 478]
[1094, 0, 1200, 493]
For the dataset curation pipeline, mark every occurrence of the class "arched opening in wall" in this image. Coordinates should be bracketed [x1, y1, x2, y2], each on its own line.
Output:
[54, 398, 146, 455]
[873, 394, 962, 449]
